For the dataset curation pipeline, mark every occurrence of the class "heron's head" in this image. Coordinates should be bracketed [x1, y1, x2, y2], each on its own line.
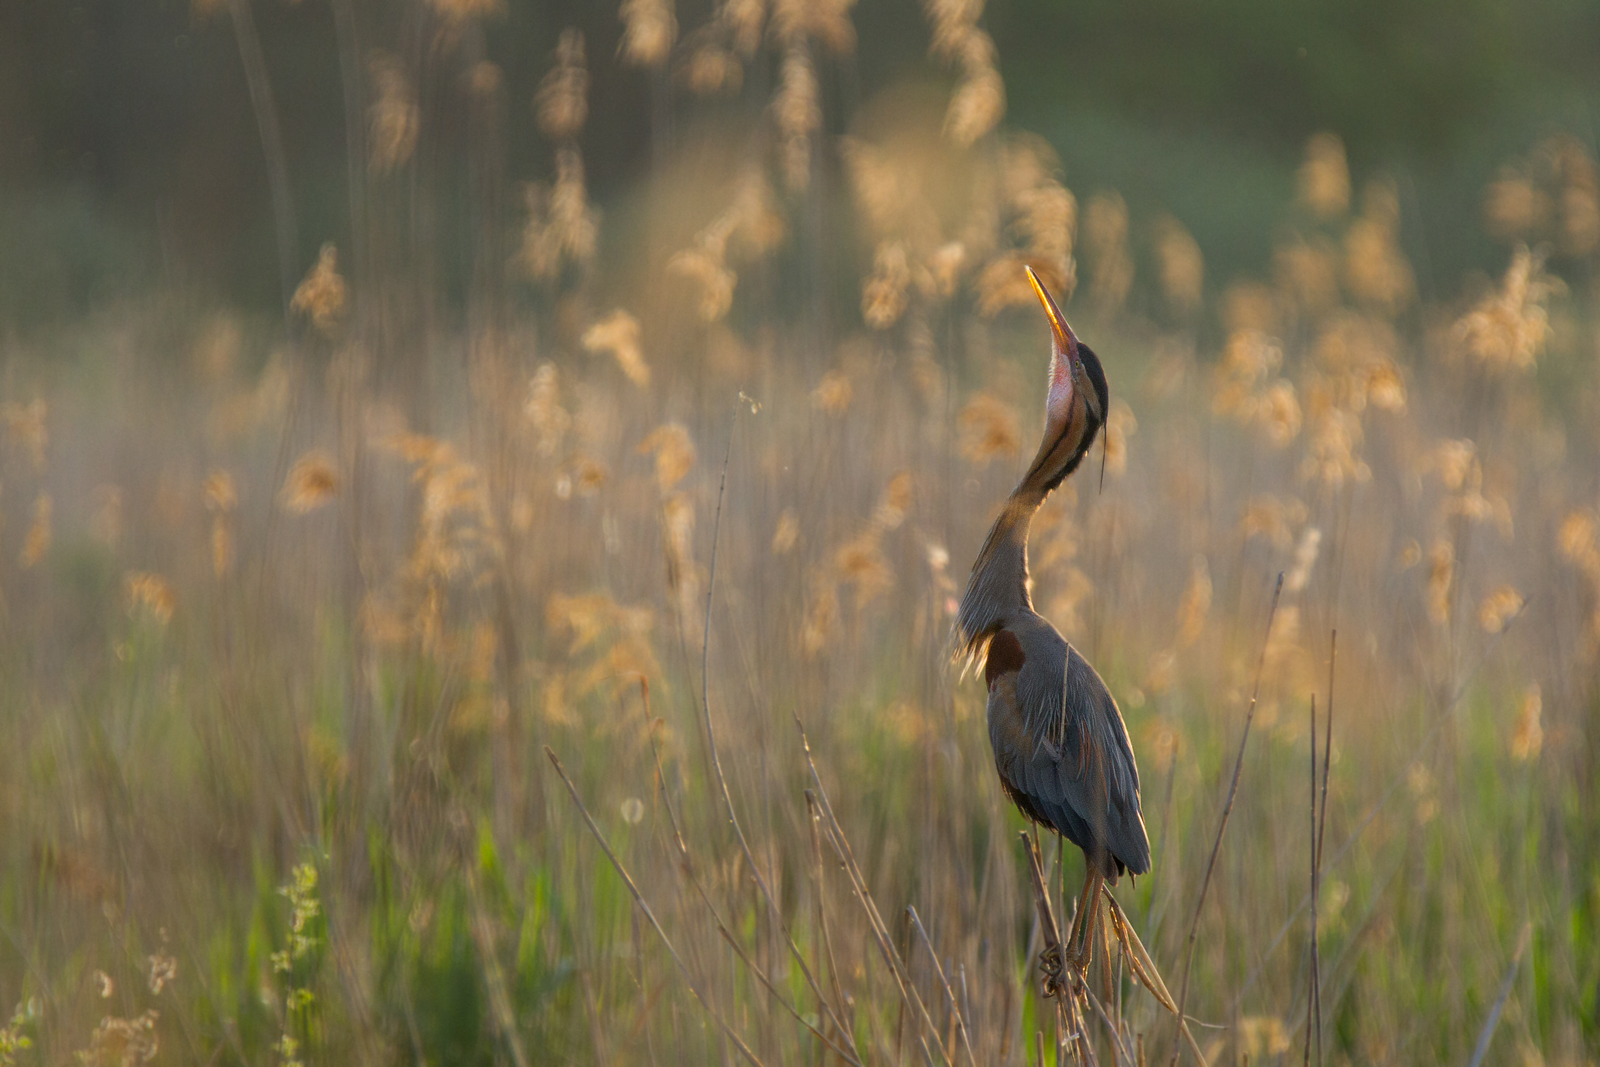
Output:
[1021, 266, 1108, 495]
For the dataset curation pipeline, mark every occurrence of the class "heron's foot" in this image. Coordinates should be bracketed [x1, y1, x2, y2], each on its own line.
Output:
[1039, 944, 1067, 999]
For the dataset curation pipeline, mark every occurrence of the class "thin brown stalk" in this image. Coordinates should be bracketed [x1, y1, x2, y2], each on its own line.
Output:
[696, 406, 856, 1051]
[1169, 571, 1284, 1066]
[634, 686, 862, 1066]
[545, 747, 770, 1067]
[1303, 696, 1316, 1067]
[798, 721, 946, 1064]
[1465, 923, 1533, 1067]
[907, 905, 976, 1066]
[1313, 631, 1336, 1067]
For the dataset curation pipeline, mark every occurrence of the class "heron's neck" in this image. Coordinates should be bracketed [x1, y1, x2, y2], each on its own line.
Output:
[957, 482, 1049, 654]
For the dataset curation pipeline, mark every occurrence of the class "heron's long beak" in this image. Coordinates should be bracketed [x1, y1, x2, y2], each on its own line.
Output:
[1025, 265, 1080, 370]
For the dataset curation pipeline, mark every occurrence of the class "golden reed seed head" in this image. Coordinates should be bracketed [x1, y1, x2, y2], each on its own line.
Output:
[19, 492, 51, 568]
[619, 0, 677, 67]
[1477, 585, 1524, 634]
[1298, 133, 1350, 218]
[281, 450, 339, 513]
[956, 392, 1019, 464]
[2, 398, 47, 471]
[1454, 245, 1557, 373]
[771, 509, 800, 555]
[1153, 216, 1204, 315]
[811, 369, 853, 414]
[368, 53, 420, 172]
[1175, 555, 1212, 648]
[637, 424, 696, 491]
[862, 242, 912, 328]
[582, 310, 651, 389]
[1511, 684, 1543, 760]
[291, 244, 347, 335]
[1103, 398, 1138, 474]
[536, 30, 589, 140]
[125, 572, 175, 625]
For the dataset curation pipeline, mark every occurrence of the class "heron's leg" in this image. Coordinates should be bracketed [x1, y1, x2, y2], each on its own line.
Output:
[1064, 867, 1103, 971]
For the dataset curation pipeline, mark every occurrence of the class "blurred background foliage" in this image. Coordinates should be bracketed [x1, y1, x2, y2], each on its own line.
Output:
[2, 0, 1598, 323]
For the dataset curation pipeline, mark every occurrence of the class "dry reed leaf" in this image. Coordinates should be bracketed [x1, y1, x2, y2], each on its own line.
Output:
[1478, 585, 1523, 634]
[369, 53, 420, 172]
[637, 424, 696, 490]
[618, 0, 676, 67]
[1511, 684, 1542, 760]
[537, 30, 588, 139]
[281, 449, 339, 513]
[291, 244, 347, 335]
[19, 492, 51, 568]
[1298, 132, 1350, 218]
[957, 392, 1018, 464]
[125, 572, 175, 624]
[582, 309, 651, 388]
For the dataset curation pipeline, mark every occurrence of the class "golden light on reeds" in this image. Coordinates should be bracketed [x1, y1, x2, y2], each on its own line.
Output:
[125, 572, 175, 624]
[637, 424, 696, 490]
[519, 148, 599, 282]
[774, 45, 821, 192]
[811, 369, 853, 414]
[956, 392, 1019, 464]
[291, 244, 348, 335]
[1239, 494, 1307, 550]
[1238, 1016, 1292, 1059]
[1454, 246, 1556, 373]
[1085, 192, 1134, 317]
[863, 241, 912, 328]
[1477, 585, 1523, 634]
[1175, 555, 1211, 648]
[19, 493, 51, 568]
[771, 509, 799, 554]
[281, 450, 339, 513]
[525, 363, 570, 460]
[1298, 133, 1350, 218]
[1344, 180, 1415, 314]
[582, 310, 651, 388]
[923, 0, 1004, 146]
[618, 0, 677, 68]
[1284, 526, 1321, 592]
[1153, 215, 1204, 315]
[1104, 398, 1137, 474]
[3, 399, 48, 471]
[536, 30, 588, 140]
[368, 53, 419, 172]
[205, 470, 238, 578]
[1426, 539, 1454, 625]
[1511, 684, 1542, 761]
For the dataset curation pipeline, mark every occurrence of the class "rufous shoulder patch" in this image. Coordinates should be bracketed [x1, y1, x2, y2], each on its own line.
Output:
[984, 630, 1026, 688]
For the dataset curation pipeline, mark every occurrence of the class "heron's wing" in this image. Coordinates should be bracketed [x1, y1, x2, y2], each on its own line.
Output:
[1008, 643, 1151, 877]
